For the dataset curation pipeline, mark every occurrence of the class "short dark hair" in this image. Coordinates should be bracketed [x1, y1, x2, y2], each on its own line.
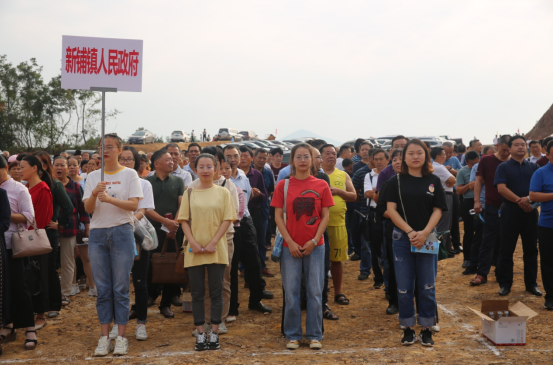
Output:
[391, 135, 409, 147]
[150, 149, 169, 171]
[483, 145, 495, 155]
[465, 150, 480, 162]
[194, 153, 217, 169]
[497, 135, 511, 147]
[200, 146, 224, 165]
[508, 135, 526, 148]
[75, 149, 82, 155]
[318, 144, 335, 154]
[359, 141, 372, 150]
[165, 143, 181, 151]
[188, 143, 202, 152]
[457, 144, 467, 153]
[121, 146, 141, 171]
[342, 158, 353, 168]
[254, 148, 268, 157]
[239, 145, 253, 157]
[390, 149, 403, 161]
[354, 138, 366, 153]
[529, 140, 540, 147]
[372, 148, 389, 160]
[542, 137, 553, 147]
[547, 141, 553, 155]
[430, 147, 445, 160]
[469, 139, 480, 147]
[338, 145, 351, 156]
[80, 159, 89, 168]
[0, 154, 7, 169]
[223, 144, 240, 153]
[270, 147, 283, 156]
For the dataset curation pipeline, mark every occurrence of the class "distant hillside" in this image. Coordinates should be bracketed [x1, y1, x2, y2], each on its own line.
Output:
[526, 105, 553, 140]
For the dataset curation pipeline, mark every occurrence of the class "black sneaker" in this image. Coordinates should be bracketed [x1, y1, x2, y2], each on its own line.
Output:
[401, 328, 416, 345]
[350, 253, 361, 261]
[358, 273, 369, 280]
[545, 300, 553, 311]
[195, 332, 208, 351]
[419, 328, 434, 347]
[208, 332, 220, 350]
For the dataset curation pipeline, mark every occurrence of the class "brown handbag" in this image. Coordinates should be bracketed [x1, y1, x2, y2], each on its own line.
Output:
[12, 222, 53, 259]
[175, 188, 192, 275]
[151, 237, 189, 284]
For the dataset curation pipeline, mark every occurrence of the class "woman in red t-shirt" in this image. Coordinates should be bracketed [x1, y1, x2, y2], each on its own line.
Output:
[19, 155, 54, 350]
[271, 143, 334, 350]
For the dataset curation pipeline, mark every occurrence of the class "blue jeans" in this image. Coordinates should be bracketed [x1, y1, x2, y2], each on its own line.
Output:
[392, 227, 437, 328]
[281, 245, 324, 341]
[89, 223, 135, 325]
[352, 214, 372, 274]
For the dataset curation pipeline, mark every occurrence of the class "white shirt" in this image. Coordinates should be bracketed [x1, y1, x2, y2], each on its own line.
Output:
[363, 169, 379, 208]
[230, 169, 251, 218]
[336, 157, 345, 171]
[528, 154, 545, 164]
[184, 164, 198, 181]
[137, 179, 155, 213]
[1, 178, 35, 249]
[432, 161, 454, 192]
[148, 165, 192, 188]
[83, 167, 143, 229]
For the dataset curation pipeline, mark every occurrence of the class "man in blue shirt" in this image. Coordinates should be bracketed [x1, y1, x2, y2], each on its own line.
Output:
[494, 135, 540, 297]
[529, 140, 553, 310]
[223, 145, 273, 315]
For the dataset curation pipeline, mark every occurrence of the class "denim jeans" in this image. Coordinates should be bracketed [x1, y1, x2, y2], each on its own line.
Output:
[392, 227, 437, 328]
[281, 245, 325, 341]
[89, 223, 135, 325]
[354, 214, 372, 275]
[477, 205, 501, 280]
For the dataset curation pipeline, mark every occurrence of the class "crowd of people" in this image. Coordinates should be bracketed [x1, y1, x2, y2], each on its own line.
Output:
[0, 133, 551, 355]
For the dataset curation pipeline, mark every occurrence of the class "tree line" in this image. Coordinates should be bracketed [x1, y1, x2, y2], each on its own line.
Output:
[0, 55, 120, 153]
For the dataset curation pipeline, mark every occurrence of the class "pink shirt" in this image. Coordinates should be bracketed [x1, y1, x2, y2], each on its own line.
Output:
[1, 178, 35, 249]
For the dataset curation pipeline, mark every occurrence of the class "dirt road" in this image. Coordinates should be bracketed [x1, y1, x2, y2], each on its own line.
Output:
[1, 235, 551, 364]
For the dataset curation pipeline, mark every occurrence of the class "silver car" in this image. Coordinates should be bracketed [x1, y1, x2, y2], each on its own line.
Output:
[128, 130, 156, 144]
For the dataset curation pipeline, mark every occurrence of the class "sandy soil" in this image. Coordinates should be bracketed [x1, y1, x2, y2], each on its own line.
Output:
[1, 231, 552, 364]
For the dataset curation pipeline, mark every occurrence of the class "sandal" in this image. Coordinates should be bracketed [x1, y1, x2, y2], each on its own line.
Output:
[0, 326, 16, 344]
[34, 318, 47, 330]
[470, 275, 487, 286]
[334, 294, 350, 305]
[61, 297, 70, 306]
[323, 305, 339, 320]
[47, 311, 59, 318]
[24, 330, 37, 350]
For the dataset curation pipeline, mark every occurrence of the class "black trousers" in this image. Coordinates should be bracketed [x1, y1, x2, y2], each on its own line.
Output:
[450, 188, 461, 248]
[497, 204, 538, 290]
[384, 220, 397, 306]
[266, 206, 276, 246]
[230, 216, 265, 314]
[461, 198, 475, 262]
[369, 209, 383, 284]
[47, 232, 62, 312]
[6, 250, 35, 328]
[147, 229, 180, 309]
[131, 233, 150, 323]
[538, 226, 552, 303]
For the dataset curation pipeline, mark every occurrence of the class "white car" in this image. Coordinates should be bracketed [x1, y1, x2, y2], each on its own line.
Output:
[170, 130, 191, 143]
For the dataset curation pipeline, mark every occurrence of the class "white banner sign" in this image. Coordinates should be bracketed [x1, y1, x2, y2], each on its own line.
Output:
[61, 35, 143, 92]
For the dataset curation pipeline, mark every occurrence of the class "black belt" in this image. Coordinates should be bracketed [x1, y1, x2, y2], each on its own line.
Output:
[445, 192, 454, 196]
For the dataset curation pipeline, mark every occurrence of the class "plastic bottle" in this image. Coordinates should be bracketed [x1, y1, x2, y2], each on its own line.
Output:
[497, 311, 503, 319]
[504, 311, 509, 317]
[489, 311, 495, 320]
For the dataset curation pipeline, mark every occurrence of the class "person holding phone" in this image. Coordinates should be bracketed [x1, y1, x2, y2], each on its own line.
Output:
[385, 139, 447, 347]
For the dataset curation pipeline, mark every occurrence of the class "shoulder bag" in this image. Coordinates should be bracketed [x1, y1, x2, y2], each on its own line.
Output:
[396, 174, 439, 255]
[271, 179, 289, 262]
[175, 188, 193, 275]
[12, 221, 52, 259]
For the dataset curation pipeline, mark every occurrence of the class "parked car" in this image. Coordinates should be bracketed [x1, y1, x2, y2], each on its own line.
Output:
[170, 130, 191, 143]
[282, 150, 291, 164]
[239, 131, 258, 140]
[439, 135, 463, 145]
[128, 130, 156, 144]
[217, 128, 243, 141]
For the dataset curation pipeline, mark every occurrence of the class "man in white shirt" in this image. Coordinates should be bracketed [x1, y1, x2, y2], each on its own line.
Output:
[527, 140, 545, 163]
[147, 143, 192, 188]
[430, 147, 457, 256]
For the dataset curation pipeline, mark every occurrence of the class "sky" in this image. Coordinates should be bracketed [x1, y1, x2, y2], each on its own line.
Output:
[1, 0, 552, 146]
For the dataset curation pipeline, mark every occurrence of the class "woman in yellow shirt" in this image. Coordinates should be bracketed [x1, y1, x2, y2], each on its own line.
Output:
[178, 153, 237, 351]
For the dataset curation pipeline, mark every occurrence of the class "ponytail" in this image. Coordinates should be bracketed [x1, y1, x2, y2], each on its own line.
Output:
[22, 155, 53, 190]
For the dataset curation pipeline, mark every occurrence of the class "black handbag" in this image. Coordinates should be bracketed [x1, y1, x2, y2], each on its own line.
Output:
[24, 259, 41, 297]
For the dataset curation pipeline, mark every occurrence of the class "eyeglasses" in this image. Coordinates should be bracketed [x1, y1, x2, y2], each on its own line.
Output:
[119, 158, 135, 163]
[96, 146, 116, 153]
[294, 155, 312, 161]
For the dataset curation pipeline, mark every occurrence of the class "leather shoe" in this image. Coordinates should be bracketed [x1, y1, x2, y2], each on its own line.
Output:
[160, 307, 174, 318]
[129, 309, 138, 320]
[470, 275, 487, 286]
[147, 297, 155, 307]
[262, 290, 274, 300]
[461, 260, 470, 268]
[171, 295, 183, 306]
[386, 304, 399, 315]
[526, 286, 543, 297]
[499, 287, 511, 296]
[248, 302, 272, 314]
[262, 269, 275, 277]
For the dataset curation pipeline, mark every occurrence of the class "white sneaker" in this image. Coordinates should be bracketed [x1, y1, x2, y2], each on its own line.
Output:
[109, 324, 119, 340]
[218, 322, 228, 335]
[113, 336, 129, 356]
[70, 284, 80, 296]
[431, 324, 440, 332]
[94, 336, 113, 357]
[135, 324, 147, 341]
[226, 316, 237, 323]
[88, 287, 98, 297]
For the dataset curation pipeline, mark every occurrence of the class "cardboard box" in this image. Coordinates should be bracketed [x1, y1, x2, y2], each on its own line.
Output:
[468, 300, 538, 346]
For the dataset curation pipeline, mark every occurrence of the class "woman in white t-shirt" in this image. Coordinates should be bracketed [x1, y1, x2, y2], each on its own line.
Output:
[108, 145, 155, 342]
[83, 135, 143, 357]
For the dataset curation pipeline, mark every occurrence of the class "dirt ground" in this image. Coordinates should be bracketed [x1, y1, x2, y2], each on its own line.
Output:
[1, 231, 552, 364]
[126, 141, 225, 154]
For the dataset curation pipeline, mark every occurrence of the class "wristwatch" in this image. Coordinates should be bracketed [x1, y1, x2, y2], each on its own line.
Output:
[311, 238, 318, 246]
